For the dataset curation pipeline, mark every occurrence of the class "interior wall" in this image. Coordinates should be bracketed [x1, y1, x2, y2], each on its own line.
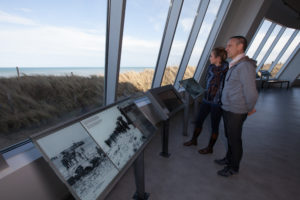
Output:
[278, 48, 300, 84]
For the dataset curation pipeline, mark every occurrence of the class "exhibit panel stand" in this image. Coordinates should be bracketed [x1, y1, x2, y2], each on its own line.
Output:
[146, 85, 185, 158]
[133, 151, 149, 200]
[183, 92, 190, 137]
[179, 78, 205, 137]
[160, 119, 171, 158]
[30, 98, 155, 200]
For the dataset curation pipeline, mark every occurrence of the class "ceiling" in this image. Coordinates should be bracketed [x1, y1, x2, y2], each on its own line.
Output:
[282, 0, 300, 15]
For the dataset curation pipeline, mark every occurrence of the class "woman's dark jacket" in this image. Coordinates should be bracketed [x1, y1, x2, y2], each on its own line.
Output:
[203, 61, 229, 105]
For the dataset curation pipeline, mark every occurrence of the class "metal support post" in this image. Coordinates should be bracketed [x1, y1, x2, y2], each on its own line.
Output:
[160, 119, 171, 158]
[133, 151, 149, 200]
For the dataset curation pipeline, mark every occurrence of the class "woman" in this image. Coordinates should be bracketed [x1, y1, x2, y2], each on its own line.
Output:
[183, 47, 228, 154]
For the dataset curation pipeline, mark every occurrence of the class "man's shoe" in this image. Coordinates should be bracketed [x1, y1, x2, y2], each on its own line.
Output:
[214, 157, 229, 165]
[217, 166, 238, 177]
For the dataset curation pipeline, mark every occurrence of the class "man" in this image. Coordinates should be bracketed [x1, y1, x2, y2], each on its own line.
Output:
[215, 36, 258, 177]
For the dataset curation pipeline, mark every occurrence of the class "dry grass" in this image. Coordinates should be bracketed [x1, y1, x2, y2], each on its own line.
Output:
[260, 63, 284, 77]
[0, 66, 196, 141]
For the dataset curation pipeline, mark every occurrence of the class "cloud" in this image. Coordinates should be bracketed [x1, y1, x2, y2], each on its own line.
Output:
[0, 10, 36, 25]
[180, 17, 193, 32]
[15, 8, 32, 13]
[0, 25, 106, 67]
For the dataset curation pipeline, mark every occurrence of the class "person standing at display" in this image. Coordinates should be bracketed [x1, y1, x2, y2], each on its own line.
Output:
[215, 36, 258, 177]
[183, 47, 228, 154]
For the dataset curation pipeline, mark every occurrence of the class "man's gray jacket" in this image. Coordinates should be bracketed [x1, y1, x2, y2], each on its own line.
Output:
[221, 56, 258, 114]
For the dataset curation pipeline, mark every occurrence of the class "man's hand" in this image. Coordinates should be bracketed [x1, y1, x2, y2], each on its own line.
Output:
[248, 108, 256, 116]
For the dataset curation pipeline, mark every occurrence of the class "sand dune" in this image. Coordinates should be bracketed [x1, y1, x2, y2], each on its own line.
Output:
[0, 66, 195, 139]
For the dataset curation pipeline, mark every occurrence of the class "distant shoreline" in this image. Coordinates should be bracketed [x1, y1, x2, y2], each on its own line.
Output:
[0, 67, 155, 78]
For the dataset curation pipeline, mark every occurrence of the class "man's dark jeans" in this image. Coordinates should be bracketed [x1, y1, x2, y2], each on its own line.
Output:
[223, 110, 247, 171]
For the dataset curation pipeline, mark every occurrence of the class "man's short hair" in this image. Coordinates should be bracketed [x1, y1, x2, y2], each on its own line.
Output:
[230, 36, 248, 52]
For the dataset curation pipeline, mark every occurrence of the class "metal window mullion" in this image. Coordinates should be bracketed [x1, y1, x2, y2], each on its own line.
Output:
[256, 27, 286, 72]
[276, 43, 300, 79]
[173, 0, 210, 89]
[252, 23, 276, 60]
[269, 30, 299, 73]
[104, 0, 126, 105]
[194, 0, 231, 82]
[152, 0, 184, 88]
[246, 19, 264, 54]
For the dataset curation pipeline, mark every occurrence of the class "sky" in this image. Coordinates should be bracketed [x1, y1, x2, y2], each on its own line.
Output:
[0, 0, 222, 68]
[0, 0, 298, 68]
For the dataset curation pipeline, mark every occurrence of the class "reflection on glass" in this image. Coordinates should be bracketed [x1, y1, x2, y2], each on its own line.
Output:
[256, 25, 282, 65]
[246, 19, 272, 58]
[260, 28, 294, 71]
[271, 32, 300, 77]
[183, 0, 222, 80]
[161, 0, 200, 86]
[0, 0, 106, 149]
[117, 0, 170, 99]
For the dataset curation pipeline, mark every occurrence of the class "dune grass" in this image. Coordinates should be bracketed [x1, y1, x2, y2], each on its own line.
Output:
[0, 66, 196, 143]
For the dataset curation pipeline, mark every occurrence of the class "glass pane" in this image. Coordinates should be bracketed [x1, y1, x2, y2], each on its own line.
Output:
[161, 0, 200, 86]
[0, 0, 106, 149]
[246, 19, 272, 58]
[256, 25, 282, 65]
[271, 32, 300, 77]
[183, 0, 222, 80]
[261, 28, 295, 71]
[117, 0, 170, 99]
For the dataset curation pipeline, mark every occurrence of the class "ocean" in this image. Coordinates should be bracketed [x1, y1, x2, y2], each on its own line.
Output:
[0, 67, 155, 77]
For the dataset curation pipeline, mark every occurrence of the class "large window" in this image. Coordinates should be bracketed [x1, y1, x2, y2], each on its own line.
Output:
[271, 32, 300, 77]
[183, 0, 222, 80]
[246, 20, 272, 58]
[117, 0, 170, 99]
[260, 28, 294, 71]
[0, 0, 106, 149]
[161, 0, 200, 86]
[247, 18, 300, 78]
[255, 25, 282, 65]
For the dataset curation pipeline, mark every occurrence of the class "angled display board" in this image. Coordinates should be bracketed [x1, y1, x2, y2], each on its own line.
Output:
[118, 100, 157, 139]
[179, 78, 205, 99]
[32, 98, 156, 200]
[81, 105, 146, 170]
[146, 85, 185, 120]
[33, 123, 118, 200]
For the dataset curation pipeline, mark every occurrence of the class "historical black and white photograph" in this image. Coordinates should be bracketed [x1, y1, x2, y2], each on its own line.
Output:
[81, 106, 146, 170]
[35, 123, 119, 200]
[118, 101, 156, 138]
[179, 78, 205, 99]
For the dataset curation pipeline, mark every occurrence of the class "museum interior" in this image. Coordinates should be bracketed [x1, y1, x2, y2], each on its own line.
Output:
[0, 0, 299, 200]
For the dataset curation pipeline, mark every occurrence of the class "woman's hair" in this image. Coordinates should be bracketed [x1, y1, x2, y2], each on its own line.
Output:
[212, 47, 227, 62]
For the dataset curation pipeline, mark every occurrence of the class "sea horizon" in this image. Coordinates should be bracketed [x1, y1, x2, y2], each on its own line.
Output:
[0, 66, 155, 77]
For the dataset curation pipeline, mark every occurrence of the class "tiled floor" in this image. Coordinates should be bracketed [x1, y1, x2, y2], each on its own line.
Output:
[105, 88, 300, 200]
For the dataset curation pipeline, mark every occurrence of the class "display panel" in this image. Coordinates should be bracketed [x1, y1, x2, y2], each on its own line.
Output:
[147, 85, 184, 120]
[118, 100, 157, 139]
[34, 123, 118, 200]
[81, 106, 146, 170]
[179, 78, 205, 99]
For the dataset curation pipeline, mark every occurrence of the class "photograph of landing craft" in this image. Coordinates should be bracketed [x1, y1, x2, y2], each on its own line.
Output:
[50, 136, 118, 200]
